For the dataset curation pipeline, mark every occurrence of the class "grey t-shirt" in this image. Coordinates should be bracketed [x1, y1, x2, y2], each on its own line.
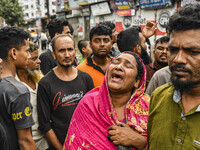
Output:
[0, 76, 35, 150]
[146, 66, 171, 96]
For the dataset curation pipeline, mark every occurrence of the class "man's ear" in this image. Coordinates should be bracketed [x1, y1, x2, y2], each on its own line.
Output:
[133, 45, 141, 56]
[82, 47, 86, 53]
[10, 48, 17, 60]
[51, 51, 56, 59]
[75, 48, 77, 54]
[55, 33, 59, 36]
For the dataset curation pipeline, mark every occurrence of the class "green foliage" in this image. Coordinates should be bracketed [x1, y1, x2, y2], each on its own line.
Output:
[0, 0, 25, 26]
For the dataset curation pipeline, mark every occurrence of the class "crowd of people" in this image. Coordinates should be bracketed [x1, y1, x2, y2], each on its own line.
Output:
[0, 3, 200, 150]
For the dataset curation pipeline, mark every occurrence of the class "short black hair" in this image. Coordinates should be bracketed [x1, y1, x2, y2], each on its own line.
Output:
[133, 25, 142, 32]
[51, 34, 74, 52]
[0, 26, 30, 60]
[78, 40, 88, 55]
[117, 27, 141, 52]
[68, 23, 74, 35]
[155, 36, 170, 49]
[89, 25, 112, 41]
[169, 3, 200, 33]
[29, 42, 39, 53]
[99, 21, 115, 30]
[47, 18, 69, 39]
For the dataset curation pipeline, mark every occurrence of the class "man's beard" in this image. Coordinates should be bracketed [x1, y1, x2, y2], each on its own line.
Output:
[157, 60, 168, 66]
[170, 64, 200, 93]
[57, 57, 73, 68]
[92, 46, 110, 58]
[94, 51, 109, 58]
[58, 61, 72, 68]
[27, 69, 43, 83]
[140, 47, 152, 65]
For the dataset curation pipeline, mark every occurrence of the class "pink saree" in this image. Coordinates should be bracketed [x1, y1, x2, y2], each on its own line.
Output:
[64, 52, 150, 150]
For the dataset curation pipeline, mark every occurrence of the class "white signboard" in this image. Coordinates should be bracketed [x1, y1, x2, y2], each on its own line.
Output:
[91, 2, 111, 16]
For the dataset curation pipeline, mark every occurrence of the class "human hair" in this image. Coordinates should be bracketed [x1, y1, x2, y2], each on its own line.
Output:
[51, 34, 74, 52]
[134, 25, 142, 32]
[89, 25, 112, 41]
[68, 23, 74, 35]
[154, 36, 170, 49]
[168, 3, 200, 33]
[124, 52, 144, 80]
[134, 25, 152, 50]
[47, 18, 69, 39]
[0, 26, 30, 60]
[78, 40, 88, 55]
[29, 42, 39, 53]
[131, 53, 144, 80]
[141, 48, 152, 65]
[99, 21, 115, 30]
[117, 27, 141, 52]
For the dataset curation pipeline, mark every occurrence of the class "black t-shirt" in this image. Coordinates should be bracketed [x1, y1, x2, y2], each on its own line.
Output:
[37, 69, 94, 149]
[39, 49, 57, 75]
[0, 76, 35, 150]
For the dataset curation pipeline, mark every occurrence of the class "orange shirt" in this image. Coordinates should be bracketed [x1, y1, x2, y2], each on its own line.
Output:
[77, 55, 112, 88]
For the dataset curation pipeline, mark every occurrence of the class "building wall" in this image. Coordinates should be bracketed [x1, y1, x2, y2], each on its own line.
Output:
[68, 0, 80, 8]
[74, 6, 175, 48]
[39, 0, 47, 17]
[19, 0, 57, 20]
[19, 0, 37, 20]
[93, 6, 176, 46]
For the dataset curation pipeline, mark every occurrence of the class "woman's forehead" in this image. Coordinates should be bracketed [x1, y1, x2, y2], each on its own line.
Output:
[115, 53, 136, 63]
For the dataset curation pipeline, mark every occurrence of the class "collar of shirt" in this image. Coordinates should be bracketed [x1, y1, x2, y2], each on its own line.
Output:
[149, 61, 159, 70]
[86, 53, 112, 75]
[173, 89, 200, 112]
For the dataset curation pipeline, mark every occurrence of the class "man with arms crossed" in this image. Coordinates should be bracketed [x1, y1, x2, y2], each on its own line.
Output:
[148, 3, 200, 149]
[0, 26, 35, 150]
[37, 34, 94, 150]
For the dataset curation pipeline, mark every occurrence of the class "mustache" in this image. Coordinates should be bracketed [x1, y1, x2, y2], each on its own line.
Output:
[63, 58, 72, 61]
[170, 64, 192, 75]
[99, 46, 107, 49]
[98, 48, 107, 50]
[160, 54, 167, 57]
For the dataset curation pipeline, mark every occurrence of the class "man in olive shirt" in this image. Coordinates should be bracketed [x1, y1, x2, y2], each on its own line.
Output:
[148, 3, 200, 149]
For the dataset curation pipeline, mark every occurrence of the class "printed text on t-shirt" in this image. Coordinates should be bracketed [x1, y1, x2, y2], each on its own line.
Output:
[52, 91, 84, 110]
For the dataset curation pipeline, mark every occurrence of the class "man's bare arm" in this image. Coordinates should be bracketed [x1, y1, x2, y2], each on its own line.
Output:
[45, 129, 63, 150]
[17, 128, 36, 150]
